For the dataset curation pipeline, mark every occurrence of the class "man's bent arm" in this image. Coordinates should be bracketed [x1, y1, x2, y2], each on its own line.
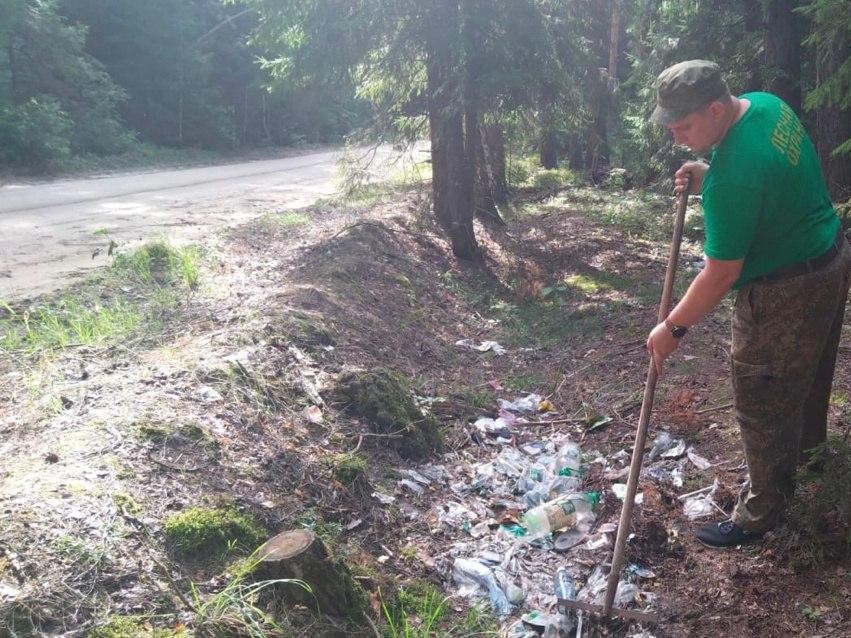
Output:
[647, 256, 743, 374]
[668, 256, 743, 327]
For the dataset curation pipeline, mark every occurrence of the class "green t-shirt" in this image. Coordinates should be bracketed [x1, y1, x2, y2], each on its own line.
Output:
[702, 92, 838, 289]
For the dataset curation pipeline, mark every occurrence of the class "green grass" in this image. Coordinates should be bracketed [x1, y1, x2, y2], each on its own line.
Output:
[1, 297, 141, 352]
[388, 157, 432, 186]
[297, 508, 344, 550]
[492, 298, 608, 347]
[112, 240, 200, 289]
[439, 270, 492, 307]
[58, 142, 221, 178]
[1, 240, 201, 354]
[381, 585, 448, 638]
[528, 187, 673, 242]
[506, 155, 537, 186]
[191, 553, 310, 638]
[564, 273, 606, 295]
[335, 144, 432, 203]
[531, 167, 578, 190]
[52, 534, 100, 566]
[463, 389, 495, 409]
[502, 373, 547, 392]
[592, 198, 670, 240]
[380, 582, 498, 637]
[271, 211, 311, 227]
[336, 181, 400, 206]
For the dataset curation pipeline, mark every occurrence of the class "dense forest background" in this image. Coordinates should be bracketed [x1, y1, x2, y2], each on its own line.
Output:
[1, 1, 849, 210]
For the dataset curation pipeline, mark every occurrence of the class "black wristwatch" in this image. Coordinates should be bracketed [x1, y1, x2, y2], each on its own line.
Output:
[665, 318, 688, 338]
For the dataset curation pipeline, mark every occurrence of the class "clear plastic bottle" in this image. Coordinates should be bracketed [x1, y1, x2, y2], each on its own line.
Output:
[547, 474, 581, 499]
[552, 442, 582, 478]
[521, 492, 599, 540]
[529, 462, 549, 482]
[514, 462, 550, 497]
[522, 484, 549, 509]
[553, 566, 576, 601]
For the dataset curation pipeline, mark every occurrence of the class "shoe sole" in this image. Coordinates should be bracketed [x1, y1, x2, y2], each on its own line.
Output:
[696, 535, 762, 549]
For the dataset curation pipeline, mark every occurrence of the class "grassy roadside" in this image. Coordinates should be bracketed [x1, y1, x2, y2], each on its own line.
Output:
[0, 240, 201, 355]
[2, 161, 849, 638]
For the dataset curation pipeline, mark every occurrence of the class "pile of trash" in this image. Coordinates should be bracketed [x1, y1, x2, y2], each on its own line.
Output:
[375, 393, 726, 637]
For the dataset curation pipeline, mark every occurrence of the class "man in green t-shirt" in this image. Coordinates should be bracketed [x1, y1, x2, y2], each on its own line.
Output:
[647, 60, 851, 548]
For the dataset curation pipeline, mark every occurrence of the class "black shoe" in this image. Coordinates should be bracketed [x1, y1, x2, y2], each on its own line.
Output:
[695, 520, 763, 548]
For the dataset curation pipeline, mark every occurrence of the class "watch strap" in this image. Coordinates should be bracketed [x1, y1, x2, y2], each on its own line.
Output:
[665, 318, 688, 338]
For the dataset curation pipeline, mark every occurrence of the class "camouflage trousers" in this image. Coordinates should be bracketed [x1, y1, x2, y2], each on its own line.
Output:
[731, 235, 851, 533]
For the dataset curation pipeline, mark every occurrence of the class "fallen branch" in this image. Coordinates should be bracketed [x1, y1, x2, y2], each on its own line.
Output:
[709, 499, 729, 518]
[147, 451, 208, 472]
[678, 485, 714, 500]
[523, 416, 587, 426]
[695, 401, 733, 415]
[149, 554, 195, 612]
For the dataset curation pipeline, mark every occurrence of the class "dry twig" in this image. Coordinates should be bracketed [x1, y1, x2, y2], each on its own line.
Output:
[695, 401, 733, 415]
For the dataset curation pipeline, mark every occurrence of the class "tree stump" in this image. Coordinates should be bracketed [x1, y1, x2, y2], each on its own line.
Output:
[255, 529, 363, 618]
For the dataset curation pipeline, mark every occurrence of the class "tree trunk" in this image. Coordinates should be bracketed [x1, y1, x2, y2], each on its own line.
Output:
[262, 90, 270, 142]
[564, 131, 585, 171]
[255, 529, 363, 618]
[468, 106, 505, 225]
[764, 0, 802, 115]
[426, 4, 479, 261]
[7, 39, 17, 102]
[814, 40, 851, 201]
[585, 70, 610, 181]
[743, 1, 764, 90]
[583, 0, 612, 178]
[608, 0, 621, 81]
[540, 130, 559, 169]
[483, 123, 509, 205]
[242, 86, 249, 146]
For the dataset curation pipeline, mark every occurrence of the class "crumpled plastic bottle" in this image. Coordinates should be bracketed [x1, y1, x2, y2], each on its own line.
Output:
[552, 442, 582, 477]
[452, 557, 512, 616]
[522, 492, 600, 540]
[648, 431, 675, 459]
[553, 566, 576, 602]
[547, 474, 582, 499]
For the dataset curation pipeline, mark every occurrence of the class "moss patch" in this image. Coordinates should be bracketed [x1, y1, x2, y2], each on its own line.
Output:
[333, 368, 442, 459]
[113, 492, 141, 515]
[163, 506, 265, 559]
[87, 615, 185, 638]
[330, 452, 368, 485]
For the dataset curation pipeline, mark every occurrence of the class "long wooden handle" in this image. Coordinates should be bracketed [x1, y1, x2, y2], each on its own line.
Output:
[602, 181, 690, 616]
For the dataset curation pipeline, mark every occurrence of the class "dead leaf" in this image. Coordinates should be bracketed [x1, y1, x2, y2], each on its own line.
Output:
[302, 405, 323, 424]
[538, 399, 555, 412]
[585, 415, 613, 432]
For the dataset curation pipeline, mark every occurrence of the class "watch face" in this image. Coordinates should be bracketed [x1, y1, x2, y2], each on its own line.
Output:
[671, 325, 687, 338]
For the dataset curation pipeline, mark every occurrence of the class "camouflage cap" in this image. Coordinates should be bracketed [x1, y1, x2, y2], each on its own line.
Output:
[650, 60, 730, 125]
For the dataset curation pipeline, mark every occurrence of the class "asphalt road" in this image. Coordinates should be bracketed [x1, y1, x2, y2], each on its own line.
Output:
[0, 148, 344, 301]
